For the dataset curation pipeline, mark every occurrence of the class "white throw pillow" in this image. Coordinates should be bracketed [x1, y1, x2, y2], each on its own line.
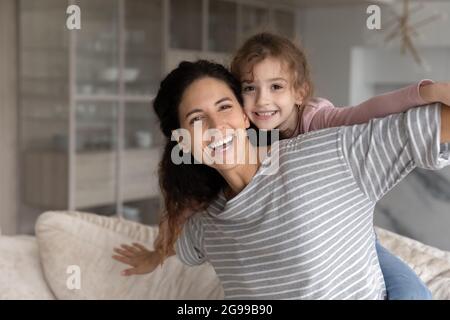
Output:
[35, 211, 224, 300]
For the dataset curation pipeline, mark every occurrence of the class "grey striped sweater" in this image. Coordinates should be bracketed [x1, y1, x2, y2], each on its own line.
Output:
[175, 104, 450, 300]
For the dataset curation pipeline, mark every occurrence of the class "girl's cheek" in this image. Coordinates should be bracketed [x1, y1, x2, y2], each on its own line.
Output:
[243, 95, 255, 108]
[243, 106, 253, 119]
[241, 98, 252, 111]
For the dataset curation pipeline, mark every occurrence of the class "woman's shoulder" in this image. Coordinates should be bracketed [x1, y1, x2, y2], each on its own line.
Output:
[277, 125, 342, 156]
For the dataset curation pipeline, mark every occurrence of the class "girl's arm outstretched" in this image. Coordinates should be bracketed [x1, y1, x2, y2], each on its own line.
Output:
[305, 81, 450, 132]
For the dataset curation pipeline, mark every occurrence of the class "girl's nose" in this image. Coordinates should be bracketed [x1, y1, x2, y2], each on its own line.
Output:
[256, 88, 270, 107]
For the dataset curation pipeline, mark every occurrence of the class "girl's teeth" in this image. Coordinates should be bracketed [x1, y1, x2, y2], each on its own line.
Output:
[256, 111, 277, 116]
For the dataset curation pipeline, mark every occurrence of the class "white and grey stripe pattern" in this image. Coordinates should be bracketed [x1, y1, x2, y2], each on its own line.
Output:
[175, 104, 449, 300]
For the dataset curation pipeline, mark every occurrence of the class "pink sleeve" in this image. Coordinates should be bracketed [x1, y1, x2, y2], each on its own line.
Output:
[306, 79, 434, 132]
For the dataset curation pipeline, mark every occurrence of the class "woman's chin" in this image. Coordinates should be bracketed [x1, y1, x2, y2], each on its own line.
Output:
[206, 151, 239, 170]
[211, 162, 240, 172]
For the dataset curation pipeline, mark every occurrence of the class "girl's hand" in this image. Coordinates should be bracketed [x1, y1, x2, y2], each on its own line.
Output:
[112, 243, 161, 276]
[420, 82, 450, 105]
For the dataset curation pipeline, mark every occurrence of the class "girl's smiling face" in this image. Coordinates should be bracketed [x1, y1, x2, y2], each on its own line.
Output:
[241, 57, 304, 131]
[177, 77, 250, 171]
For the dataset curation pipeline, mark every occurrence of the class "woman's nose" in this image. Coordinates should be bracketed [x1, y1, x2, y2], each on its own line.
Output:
[208, 114, 226, 130]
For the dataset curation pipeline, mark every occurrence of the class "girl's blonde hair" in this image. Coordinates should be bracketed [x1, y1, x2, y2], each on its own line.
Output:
[230, 32, 314, 106]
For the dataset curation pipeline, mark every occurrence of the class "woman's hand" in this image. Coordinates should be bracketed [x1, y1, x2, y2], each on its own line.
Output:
[420, 82, 450, 105]
[112, 243, 161, 276]
[441, 103, 450, 143]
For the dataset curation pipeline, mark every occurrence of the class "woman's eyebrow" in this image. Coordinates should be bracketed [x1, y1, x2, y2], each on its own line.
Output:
[184, 98, 231, 119]
[215, 97, 232, 105]
[185, 108, 203, 119]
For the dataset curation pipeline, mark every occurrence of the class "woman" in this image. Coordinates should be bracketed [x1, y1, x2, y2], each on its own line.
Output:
[113, 60, 450, 299]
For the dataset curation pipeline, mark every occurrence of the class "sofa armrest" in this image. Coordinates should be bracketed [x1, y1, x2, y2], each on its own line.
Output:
[0, 235, 55, 299]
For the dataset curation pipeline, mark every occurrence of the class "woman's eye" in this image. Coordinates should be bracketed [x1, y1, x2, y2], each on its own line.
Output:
[219, 105, 232, 111]
[189, 116, 203, 125]
[243, 86, 255, 93]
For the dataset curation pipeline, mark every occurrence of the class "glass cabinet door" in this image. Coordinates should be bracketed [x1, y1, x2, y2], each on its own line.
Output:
[124, 0, 163, 96]
[75, 102, 119, 215]
[20, 0, 70, 219]
[20, 0, 69, 153]
[273, 9, 295, 39]
[209, 0, 237, 53]
[124, 102, 163, 150]
[122, 102, 163, 222]
[240, 5, 270, 42]
[76, 0, 119, 96]
[170, 0, 202, 50]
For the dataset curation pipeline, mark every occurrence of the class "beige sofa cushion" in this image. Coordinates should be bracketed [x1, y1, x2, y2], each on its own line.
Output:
[35, 211, 224, 300]
[35, 211, 450, 299]
[0, 235, 55, 299]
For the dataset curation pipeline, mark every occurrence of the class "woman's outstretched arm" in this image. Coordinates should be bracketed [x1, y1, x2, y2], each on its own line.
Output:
[340, 103, 449, 203]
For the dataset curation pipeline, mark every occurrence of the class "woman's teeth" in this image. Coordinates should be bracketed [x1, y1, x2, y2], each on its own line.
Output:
[208, 135, 234, 151]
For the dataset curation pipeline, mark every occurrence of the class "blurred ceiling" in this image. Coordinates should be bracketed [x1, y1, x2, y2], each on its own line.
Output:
[259, 0, 393, 7]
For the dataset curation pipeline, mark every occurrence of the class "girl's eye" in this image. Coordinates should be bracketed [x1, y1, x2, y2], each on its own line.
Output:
[271, 84, 283, 90]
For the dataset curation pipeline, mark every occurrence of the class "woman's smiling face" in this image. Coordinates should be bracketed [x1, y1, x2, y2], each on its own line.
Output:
[177, 77, 251, 170]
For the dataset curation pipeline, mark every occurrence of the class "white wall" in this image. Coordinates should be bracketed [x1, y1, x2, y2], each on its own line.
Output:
[383, 0, 450, 48]
[297, 4, 369, 106]
[297, 1, 450, 106]
[349, 46, 450, 105]
[296, 2, 450, 249]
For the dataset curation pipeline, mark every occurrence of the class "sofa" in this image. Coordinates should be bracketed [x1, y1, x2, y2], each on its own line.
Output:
[1, 211, 450, 300]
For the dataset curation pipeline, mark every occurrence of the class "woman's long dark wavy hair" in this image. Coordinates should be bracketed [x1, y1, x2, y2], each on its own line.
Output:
[152, 60, 244, 260]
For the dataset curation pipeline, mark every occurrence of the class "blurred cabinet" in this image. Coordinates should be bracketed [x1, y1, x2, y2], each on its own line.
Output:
[273, 8, 296, 39]
[208, 0, 237, 53]
[166, 0, 297, 72]
[240, 4, 270, 42]
[170, 0, 202, 50]
[19, 0, 164, 224]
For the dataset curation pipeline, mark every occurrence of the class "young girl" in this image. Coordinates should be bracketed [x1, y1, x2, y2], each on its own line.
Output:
[227, 33, 450, 299]
[113, 34, 450, 299]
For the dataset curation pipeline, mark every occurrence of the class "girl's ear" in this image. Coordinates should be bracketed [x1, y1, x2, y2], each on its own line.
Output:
[295, 83, 308, 106]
